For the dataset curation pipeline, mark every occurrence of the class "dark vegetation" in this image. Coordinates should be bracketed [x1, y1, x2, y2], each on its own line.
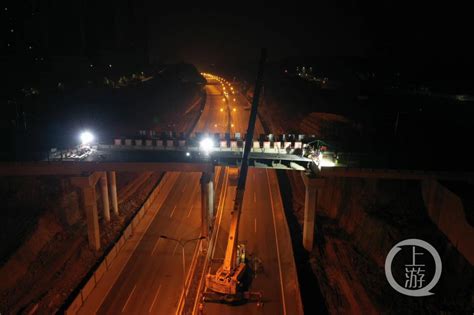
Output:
[0, 61, 205, 160]
[217, 58, 474, 171]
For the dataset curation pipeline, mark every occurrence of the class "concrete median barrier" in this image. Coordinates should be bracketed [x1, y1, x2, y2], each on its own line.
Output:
[64, 173, 176, 314]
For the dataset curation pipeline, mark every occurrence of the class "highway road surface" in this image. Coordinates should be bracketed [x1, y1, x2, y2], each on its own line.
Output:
[193, 78, 264, 136]
[192, 76, 302, 314]
[76, 75, 301, 314]
[96, 172, 203, 314]
[198, 167, 302, 315]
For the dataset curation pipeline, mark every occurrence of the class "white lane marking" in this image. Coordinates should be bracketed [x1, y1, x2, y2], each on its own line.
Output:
[214, 166, 221, 189]
[121, 284, 137, 312]
[151, 238, 161, 256]
[191, 168, 229, 315]
[148, 284, 162, 313]
[210, 168, 229, 258]
[187, 205, 193, 218]
[266, 169, 287, 315]
[176, 238, 202, 315]
[254, 218, 257, 234]
[95, 172, 178, 312]
[172, 242, 179, 255]
[170, 205, 177, 218]
[253, 192, 256, 203]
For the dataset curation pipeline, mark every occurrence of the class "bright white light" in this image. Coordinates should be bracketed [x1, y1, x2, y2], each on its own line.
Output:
[80, 131, 94, 145]
[320, 158, 336, 167]
[317, 153, 336, 167]
[186, 152, 190, 157]
[199, 138, 214, 153]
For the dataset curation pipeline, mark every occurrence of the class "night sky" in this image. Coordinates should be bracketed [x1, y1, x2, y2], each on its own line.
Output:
[1, 1, 473, 68]
[146, 1, 474, 67]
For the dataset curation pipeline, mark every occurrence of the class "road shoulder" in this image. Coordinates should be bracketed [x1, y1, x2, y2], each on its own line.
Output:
[77, 172, 180, 315]
[266, 169, 305, 315]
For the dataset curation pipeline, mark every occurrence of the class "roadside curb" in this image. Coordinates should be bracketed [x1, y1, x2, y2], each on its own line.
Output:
[189, 167, 229, 314]
[64, 172, 178, 314]
[266, 169, 305, 315]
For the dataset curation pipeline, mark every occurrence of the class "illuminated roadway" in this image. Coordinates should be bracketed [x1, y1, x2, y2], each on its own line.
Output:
[80, 76, 302, 314]
[91, 172, 203, 314]
[193, 79, 264, 136]
[194, 76, 302, 314]
[201, 167, 302, 315]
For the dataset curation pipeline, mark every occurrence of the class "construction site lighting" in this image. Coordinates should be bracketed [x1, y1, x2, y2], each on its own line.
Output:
[80, 131, 94, 145]
[199, 138, 215, 153]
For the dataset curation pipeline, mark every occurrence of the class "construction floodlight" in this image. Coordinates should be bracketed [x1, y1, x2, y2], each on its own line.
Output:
[80, 131, 94, 145]
[199, 138, 214, 153]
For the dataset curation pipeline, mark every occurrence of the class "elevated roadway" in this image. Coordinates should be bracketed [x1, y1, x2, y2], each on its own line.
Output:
[68, 74, 304, 315]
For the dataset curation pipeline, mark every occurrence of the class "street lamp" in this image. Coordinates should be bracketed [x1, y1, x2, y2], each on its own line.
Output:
[159, 235, 206, 297]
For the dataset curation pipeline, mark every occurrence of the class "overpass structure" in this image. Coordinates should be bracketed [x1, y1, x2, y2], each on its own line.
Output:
[0, 156, 470, 253]
[2, 71, 473, 315]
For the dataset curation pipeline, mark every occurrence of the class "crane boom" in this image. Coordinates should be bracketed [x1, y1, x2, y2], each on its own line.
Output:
[205, 49, 267, 296]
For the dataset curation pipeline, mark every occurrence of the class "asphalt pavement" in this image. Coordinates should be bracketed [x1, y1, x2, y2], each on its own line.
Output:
[96, 172, 202, 314]
[193, 79, 264, 136]
[200, 167, 303, 315]
[77, 77, 302, 315]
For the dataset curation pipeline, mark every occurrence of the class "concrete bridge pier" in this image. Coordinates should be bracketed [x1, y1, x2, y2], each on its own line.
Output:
[71, 172, 105, 251]
[100, 174, 111, 222]
[82, 185, 101, 251]
[301, 172, 325, 251]
[107, 171, 119, 215]
[200, 172, 214, 240]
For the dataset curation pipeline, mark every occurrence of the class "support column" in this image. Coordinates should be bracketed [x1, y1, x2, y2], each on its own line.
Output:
[107, 171, 119, 215]
[208, 174, 215, 220]
[100, 174, 111, 222]
[82, 185, 101, 251]
[301, 172, 325, 251]
[200, 172, 213, 238]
